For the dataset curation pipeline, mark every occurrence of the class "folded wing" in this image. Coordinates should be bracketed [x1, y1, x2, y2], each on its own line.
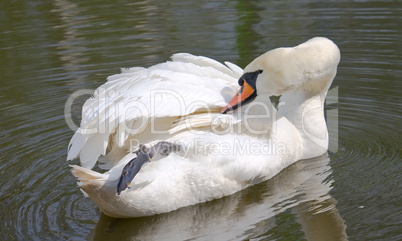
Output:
[67, 53, 242, 169]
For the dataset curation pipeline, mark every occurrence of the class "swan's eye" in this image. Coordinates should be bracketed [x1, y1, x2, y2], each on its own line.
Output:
[238, 70, 263, 89]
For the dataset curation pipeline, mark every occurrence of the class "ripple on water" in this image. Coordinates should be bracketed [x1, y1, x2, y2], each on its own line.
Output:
[0, 72, 100, 239]
[328, 92, 402, 239]
[12, 156, 100, 240]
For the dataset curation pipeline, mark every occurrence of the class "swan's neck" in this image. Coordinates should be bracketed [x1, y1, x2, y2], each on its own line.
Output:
[278, 88, 328, 159]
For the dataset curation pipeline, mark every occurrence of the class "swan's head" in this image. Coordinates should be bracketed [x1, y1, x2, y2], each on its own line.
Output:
[221, 37, 340, 114]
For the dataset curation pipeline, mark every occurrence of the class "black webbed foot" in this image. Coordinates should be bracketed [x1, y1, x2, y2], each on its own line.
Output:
[117, 145, 150, 195]
[117, 142, 182, 195]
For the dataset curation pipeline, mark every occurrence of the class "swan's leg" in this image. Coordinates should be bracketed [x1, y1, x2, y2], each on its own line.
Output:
[117, 142, 182, 195]
[117, 145, 150, 195]
[148, 141, 182, 158]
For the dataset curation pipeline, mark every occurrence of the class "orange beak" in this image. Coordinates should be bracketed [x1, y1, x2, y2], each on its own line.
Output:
[221, 81, 256, 114]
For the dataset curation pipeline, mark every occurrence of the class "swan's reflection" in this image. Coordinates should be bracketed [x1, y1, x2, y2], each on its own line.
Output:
[88, 154, 347, 240]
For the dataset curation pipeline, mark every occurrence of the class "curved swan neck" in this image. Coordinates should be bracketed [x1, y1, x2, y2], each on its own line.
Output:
[278, 88, 329, 159]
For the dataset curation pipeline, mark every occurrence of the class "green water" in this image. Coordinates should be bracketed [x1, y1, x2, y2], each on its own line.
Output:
[0, 0, 401, 240]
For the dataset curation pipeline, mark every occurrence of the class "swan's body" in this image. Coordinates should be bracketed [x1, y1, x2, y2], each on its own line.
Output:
[68, 37, 340, 218]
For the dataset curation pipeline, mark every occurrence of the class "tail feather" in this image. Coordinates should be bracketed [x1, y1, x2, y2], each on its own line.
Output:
[70, 165, 103, 180]
[70, 165, 120, 214]
[70, 165, 106, 192]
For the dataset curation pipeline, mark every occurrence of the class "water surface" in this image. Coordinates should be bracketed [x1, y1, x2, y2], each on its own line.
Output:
[0, 0, 401, 240]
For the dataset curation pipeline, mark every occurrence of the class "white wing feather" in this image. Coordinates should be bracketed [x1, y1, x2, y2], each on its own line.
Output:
[67, 54, 242, 169]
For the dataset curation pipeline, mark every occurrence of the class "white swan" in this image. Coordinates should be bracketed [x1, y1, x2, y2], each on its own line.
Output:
[68, 37, 340, 218]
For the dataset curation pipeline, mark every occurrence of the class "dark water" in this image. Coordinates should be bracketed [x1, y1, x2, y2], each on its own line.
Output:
[0, 0, 401, 240]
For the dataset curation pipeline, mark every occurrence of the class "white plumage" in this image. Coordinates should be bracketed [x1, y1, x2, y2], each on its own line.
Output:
[69, 37, 340, 218]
